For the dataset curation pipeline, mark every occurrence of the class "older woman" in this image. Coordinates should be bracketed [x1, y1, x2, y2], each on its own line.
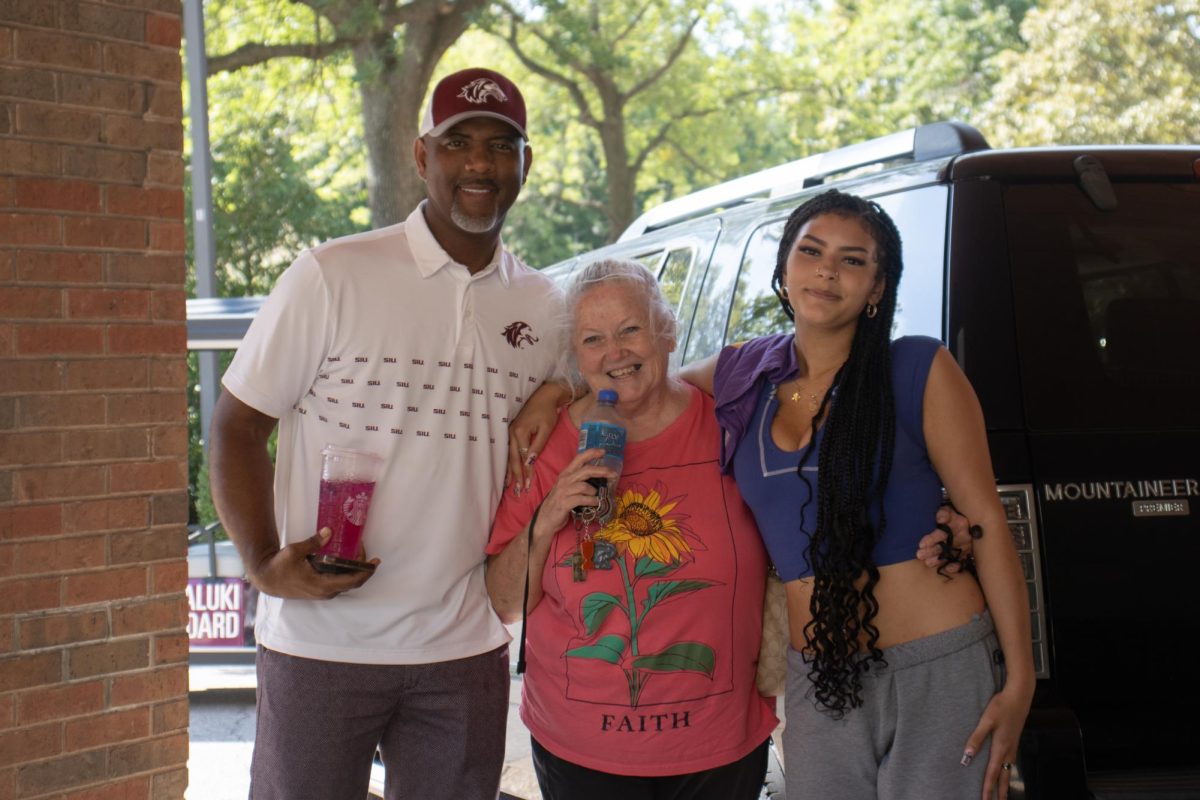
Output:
[486, 258, 777, 799]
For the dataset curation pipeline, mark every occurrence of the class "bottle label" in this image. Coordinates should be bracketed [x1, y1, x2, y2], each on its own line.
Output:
[578, 421, 626, 460]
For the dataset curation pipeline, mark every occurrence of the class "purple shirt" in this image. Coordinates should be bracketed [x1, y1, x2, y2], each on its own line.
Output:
[713, 333, 799, 473]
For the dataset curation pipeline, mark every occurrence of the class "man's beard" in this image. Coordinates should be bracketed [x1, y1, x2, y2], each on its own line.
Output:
[451, 201, 499, 234]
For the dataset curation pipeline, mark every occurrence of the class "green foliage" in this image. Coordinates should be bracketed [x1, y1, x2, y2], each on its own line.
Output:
[641, 579, 717, 616]
[564, 634, 627, 663]
[207, 113, 367, 295]
[505, 139, 611, 267]
[777, 0, 1023, 149]
[483, 0, 781, 239]
[205, 0, 331, 51]
[202, 0, 475, 225]
[979, 0, 1200, 145]
[628, 4, 796, 211]
[581, 592, 623, 635]
[186, 351, 279, 526]
[185, 350, 234, 525]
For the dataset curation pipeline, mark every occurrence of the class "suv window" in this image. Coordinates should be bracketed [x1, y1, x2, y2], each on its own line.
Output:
[658, 247, 693, 312]
[616, 246, 694, 316]
[1006, 182, 1200, 431]
[634, 251, 663, 271]
[725, 221, 790, 343]
[875, 186, 948, 340]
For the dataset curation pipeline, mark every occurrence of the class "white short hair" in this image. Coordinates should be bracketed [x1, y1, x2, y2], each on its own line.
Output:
[556, 257, 678, 391]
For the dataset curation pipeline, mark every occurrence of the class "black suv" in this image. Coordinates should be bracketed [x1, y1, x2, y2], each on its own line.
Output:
[541, 122, 1200, 799]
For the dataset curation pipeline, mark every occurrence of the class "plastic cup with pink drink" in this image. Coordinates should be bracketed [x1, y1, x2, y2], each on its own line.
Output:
[307, 445, 384, 575]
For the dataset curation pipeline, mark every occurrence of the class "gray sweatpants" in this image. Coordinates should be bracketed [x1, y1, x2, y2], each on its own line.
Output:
[783, 612, 1003, 800]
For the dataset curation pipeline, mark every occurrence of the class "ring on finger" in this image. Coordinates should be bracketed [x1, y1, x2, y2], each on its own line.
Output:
[1001, 762, 1013, 772]
[519, 447, 529, 455]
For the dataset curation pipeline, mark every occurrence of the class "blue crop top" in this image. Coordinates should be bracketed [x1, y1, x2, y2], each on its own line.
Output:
[732, 336, 943, 581]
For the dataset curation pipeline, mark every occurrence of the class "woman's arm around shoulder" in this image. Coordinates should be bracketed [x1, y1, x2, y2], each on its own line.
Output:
[922, 346, 1035, 800]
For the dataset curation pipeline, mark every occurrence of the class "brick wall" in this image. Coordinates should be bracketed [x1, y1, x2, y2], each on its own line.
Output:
[0, 1, 190, 798]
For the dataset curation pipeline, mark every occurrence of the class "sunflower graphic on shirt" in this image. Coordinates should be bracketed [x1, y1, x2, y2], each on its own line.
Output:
[561, 481, 719, 707]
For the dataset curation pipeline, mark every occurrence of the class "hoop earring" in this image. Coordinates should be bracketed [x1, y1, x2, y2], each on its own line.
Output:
[865, 303, 878, 319]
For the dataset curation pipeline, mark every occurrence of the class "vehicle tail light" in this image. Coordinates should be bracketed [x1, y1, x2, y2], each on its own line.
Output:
[998, 484, 1050, 678]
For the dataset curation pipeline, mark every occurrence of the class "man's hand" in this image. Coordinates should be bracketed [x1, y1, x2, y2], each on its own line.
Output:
[249, 527, 378, 600]
[211, 392, 378, 600]
[916, 505, 977, 573]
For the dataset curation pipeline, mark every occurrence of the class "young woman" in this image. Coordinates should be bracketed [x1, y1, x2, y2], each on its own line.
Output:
[698, 190, 1033, 799]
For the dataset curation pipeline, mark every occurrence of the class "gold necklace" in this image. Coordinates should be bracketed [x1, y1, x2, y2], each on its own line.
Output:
[789, 384, 829, 412]
[786, 366, 839, 413]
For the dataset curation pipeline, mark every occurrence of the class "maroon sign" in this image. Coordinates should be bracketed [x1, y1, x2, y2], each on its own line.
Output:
[187, 577, 246, 647]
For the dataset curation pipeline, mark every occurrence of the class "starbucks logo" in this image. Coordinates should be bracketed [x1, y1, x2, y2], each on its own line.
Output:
[343, 493, 370, 526]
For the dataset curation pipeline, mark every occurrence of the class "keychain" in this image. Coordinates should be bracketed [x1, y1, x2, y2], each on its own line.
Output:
[570, 480, 613, 582]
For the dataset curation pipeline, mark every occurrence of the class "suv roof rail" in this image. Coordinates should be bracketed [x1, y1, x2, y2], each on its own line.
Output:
[618, 121, 989, 242]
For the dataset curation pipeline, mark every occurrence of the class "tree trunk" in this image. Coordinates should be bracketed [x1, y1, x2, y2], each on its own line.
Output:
[354, 36, 428, 227]
[344, 0, 489, 227]
[601, 131, 636, 242]
[597, 88, 634, 242]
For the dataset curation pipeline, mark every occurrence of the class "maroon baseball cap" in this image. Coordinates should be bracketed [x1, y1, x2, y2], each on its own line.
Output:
[419, 67, 528, 140]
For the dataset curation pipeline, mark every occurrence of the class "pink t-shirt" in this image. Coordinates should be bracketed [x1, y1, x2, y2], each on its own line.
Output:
[488, 385, 778, 776]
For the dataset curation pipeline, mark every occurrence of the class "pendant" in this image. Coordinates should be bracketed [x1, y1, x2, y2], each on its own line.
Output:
[570, 536, 616, 582]
[571, 511, 596, 582]
[573, 537, 594, 583]
[569, 482, 619, 583]
[790, 390, 819, 412]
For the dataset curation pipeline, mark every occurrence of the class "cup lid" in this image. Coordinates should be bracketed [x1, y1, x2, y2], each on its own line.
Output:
[321, 444, 383, 462]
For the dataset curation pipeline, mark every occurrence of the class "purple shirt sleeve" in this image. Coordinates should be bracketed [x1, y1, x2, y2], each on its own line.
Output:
[712, 333, 799, 473]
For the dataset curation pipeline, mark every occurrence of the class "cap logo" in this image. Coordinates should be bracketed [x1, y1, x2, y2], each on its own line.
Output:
[458, 78, 508, 105]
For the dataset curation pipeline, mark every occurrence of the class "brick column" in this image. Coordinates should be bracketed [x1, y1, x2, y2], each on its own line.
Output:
[0, 1, 190, 798]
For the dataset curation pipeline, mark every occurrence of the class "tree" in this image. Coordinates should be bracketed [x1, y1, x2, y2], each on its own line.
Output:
[504, 133, 612, 266]
[206, 114, 367, 295]
[776, 0, 1023, 149]
[487, 0, 778, 242]
[978, 0, 1200, 145]
[205, 0, 488, 226]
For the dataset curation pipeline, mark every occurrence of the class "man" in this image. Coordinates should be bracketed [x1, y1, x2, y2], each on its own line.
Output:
[210, 68, 563, 800]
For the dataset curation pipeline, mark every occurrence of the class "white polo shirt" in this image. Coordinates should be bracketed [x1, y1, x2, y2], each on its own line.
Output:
[222, 204, 563, 664]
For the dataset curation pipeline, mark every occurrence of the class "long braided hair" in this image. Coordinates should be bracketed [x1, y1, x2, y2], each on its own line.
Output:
[770, 190, 904, 716]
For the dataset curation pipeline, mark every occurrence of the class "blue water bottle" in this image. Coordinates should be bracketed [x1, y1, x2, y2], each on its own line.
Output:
[575, 389, 626, 516]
